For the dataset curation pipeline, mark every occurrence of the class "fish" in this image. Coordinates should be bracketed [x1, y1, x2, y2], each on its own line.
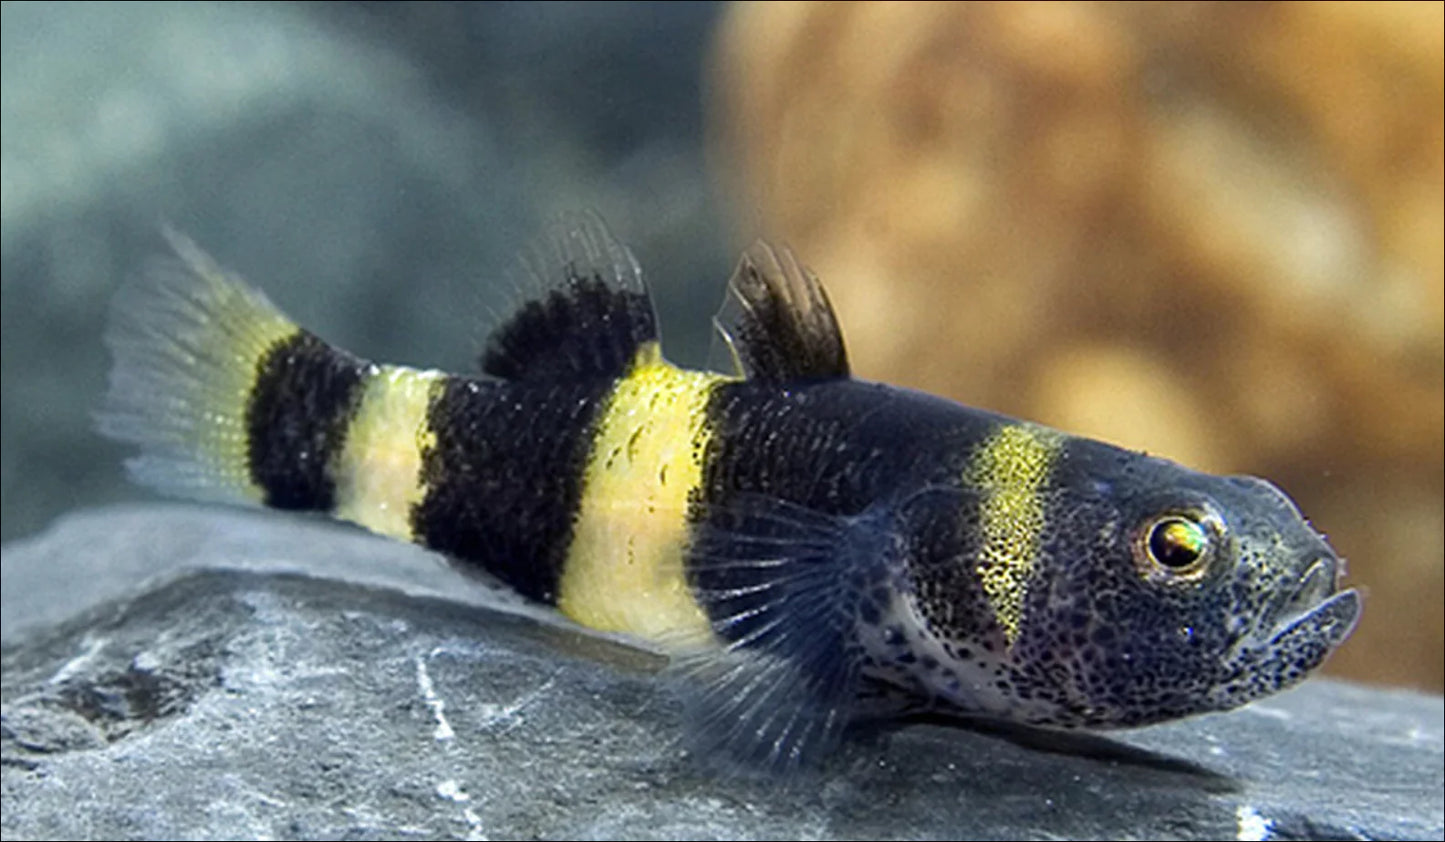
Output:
[98, 214, 1361, 770]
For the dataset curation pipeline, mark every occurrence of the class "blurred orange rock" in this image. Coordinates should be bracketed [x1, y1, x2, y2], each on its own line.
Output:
[711, 1, 1443, 691]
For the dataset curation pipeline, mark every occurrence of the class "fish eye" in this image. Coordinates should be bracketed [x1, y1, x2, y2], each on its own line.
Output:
[1135, 513, 1215, 581]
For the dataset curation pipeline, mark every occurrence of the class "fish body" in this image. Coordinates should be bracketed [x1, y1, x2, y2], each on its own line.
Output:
[99, 216, 1360, 767]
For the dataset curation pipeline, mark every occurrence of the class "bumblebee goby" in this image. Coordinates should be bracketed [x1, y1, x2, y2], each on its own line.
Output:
[99, 216, 1360, 768]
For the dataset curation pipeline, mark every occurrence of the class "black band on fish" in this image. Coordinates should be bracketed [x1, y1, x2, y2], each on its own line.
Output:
[412, 375, 612, 603]
[245, 330, 367, 511]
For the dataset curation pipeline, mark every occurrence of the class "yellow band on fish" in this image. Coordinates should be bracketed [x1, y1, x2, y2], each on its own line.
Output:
[558, 342, 725, 645]
[968, 423, 1062, 647]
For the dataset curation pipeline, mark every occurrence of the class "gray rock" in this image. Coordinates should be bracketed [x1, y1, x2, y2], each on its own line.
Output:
[3, 506, 1442, 841]
[0, 505, 545, 643]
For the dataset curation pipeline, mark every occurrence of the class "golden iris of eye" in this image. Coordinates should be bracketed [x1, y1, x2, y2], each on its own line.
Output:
[1147, 516, 1210, 571]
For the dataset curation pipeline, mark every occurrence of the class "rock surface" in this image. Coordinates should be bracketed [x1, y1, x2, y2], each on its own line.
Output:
[3, 506, 1442, 840]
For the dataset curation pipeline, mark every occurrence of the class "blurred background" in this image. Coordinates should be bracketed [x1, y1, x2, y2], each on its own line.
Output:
[2, 2, 1440, 693]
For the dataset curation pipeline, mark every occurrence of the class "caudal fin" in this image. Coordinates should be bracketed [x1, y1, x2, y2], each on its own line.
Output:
[98, 230, 356, 508]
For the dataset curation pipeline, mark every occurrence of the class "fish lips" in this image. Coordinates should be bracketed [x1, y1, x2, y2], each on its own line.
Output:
[1224, 554, 1362, 694]
[1267, 583, 1361, 654]
[1266, 554, 1361, 651]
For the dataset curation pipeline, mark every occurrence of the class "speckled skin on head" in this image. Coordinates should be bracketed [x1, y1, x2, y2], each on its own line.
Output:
[99, 217, 1361, 770]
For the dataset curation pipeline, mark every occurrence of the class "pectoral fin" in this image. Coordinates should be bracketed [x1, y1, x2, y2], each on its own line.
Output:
[677, 495, 897, 771]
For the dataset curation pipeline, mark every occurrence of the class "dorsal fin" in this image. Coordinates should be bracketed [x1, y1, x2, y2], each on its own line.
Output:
[481, 213, 658, 381]
[708, 241, 850, 382]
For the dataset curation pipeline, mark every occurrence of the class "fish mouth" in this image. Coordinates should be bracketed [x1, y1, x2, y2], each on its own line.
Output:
[1267, 587, 1361, 649]
[1210, 555, 1361, 712]
[1263, 555, 1361, 650]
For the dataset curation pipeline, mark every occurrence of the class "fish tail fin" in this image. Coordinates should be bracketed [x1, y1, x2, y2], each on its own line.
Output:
[97, 229, 353, 509]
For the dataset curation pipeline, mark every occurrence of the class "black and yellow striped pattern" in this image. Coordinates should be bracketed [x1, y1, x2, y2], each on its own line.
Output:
[104, 235, 1071, 657]
[102, 224, 1361, 759]
[185, 328, 1062, 649]
[234, 334, 731, 643]
[122, 266, 730, 642]
[234, 337, 1064, 656]
[557, 342, 724, 642]
[102, 225, 1070, 659]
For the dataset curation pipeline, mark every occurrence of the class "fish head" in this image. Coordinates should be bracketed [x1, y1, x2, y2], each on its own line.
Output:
[1012, 458, 1360, 728]
[899, 444, 1361, 730]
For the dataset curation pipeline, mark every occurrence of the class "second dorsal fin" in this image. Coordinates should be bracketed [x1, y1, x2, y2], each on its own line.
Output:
[481, 213, 658, 381]
[709, 241, 850, 382]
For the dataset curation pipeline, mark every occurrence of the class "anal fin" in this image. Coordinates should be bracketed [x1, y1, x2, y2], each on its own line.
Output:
[709, 241, 850, 382]
[481, 212, 658, 381]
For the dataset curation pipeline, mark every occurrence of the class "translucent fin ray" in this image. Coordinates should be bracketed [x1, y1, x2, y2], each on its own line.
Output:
[675, 495, 899, 772]
[97, 229, 301, 504]
[708, 241, 849, 382]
